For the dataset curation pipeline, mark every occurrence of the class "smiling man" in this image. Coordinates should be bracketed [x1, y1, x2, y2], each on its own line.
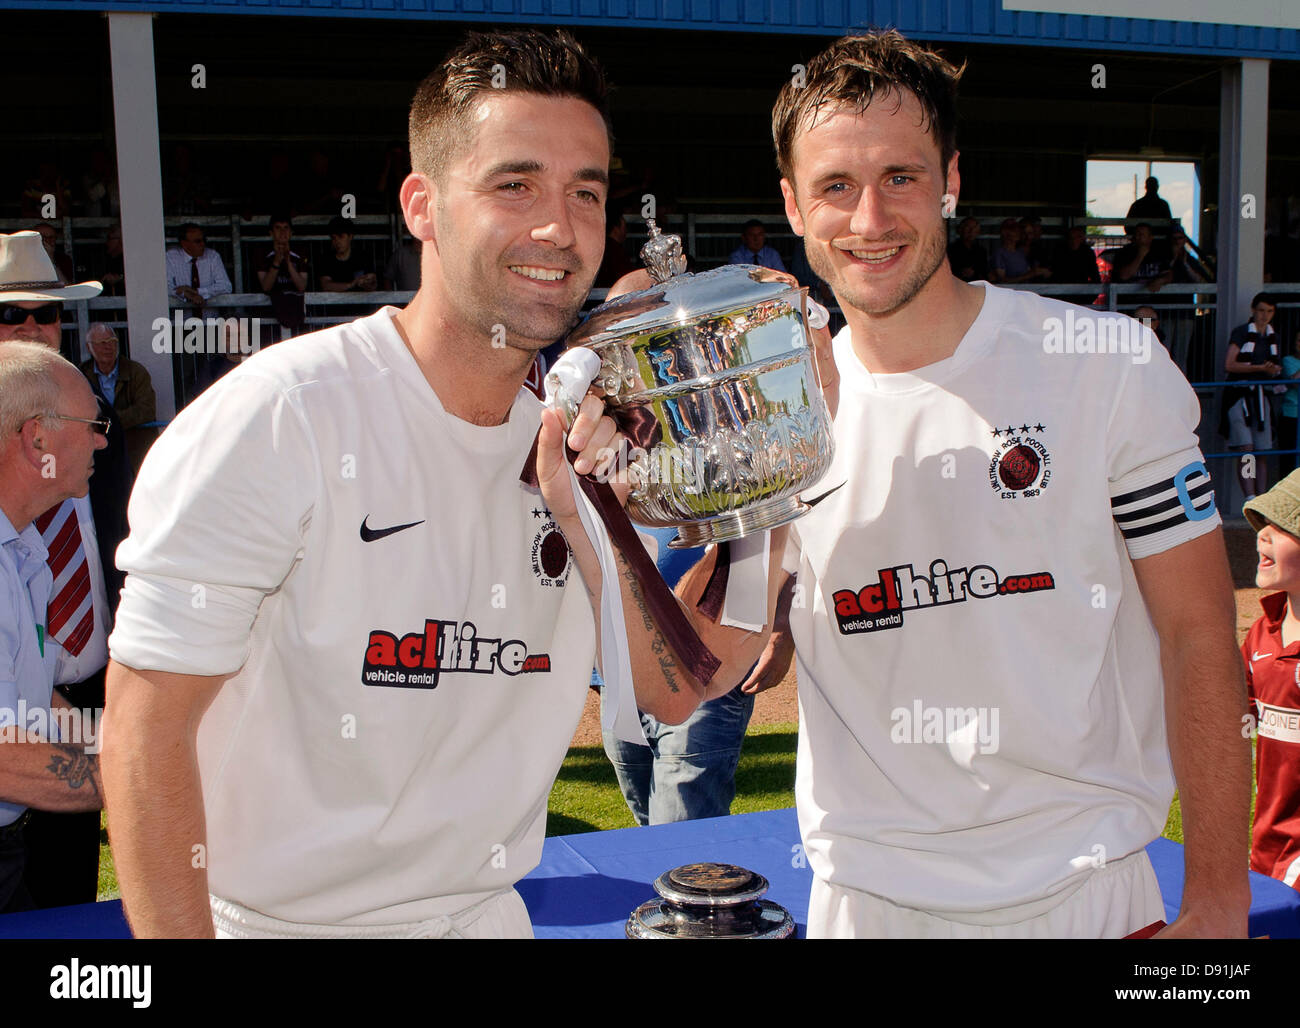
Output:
[761, 30, 1249, 937]
[100, 29, 749, 939]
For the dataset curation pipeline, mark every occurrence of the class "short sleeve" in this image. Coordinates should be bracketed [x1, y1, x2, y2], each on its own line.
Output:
[1106, 326, 1220, 560]
[108, 371, 320, 676]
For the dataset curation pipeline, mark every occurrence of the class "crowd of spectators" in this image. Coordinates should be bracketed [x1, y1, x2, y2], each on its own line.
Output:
[947, 211, 1212, 296]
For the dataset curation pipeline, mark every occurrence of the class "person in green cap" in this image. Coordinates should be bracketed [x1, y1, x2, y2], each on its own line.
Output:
[1241, 472, 1300, 892]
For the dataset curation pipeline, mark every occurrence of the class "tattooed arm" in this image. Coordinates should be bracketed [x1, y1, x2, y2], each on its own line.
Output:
[536, 401, 791, 724]
[0, 691, 103, 812]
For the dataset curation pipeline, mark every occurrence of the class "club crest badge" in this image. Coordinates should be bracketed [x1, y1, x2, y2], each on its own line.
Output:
[989, 422, 1051, 499]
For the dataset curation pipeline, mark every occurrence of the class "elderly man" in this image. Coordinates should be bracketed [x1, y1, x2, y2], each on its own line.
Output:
[0, 231, 128, 909]
[0, 341, 108, 912]
[80, 324, 156, 474]
[164, 223, 232, 308]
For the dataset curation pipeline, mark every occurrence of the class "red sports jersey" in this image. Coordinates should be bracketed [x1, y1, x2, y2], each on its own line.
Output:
[1243, 591, 1300, 889]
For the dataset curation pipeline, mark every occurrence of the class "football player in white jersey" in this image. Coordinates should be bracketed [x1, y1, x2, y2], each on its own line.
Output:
[715, 30, 1248, 937]
[101, 29, 777, 939]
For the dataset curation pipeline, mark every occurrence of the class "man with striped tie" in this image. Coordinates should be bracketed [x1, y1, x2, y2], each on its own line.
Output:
[0, 231, 126, 909]
[0, 340, 109, 912]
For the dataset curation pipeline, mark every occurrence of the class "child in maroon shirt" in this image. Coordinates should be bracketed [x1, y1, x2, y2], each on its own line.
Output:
[1243, 470, 1300, 889]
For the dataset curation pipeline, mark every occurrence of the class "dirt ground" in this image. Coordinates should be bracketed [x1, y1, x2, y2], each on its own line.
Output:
[569, 521, 1265, 750]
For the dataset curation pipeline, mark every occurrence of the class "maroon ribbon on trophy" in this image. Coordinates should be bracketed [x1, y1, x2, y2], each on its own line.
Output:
[520, 405, 723, 686]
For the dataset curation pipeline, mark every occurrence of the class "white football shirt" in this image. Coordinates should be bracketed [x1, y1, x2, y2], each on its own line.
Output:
[110, 308, 595, 926]
[789, 284, 1218, 917]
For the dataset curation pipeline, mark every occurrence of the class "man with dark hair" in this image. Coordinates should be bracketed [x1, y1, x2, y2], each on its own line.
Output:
[255, 215, 308, 338]
[1224, 292, 1282, 502]
[165, 223, 232, 308]
[103, 28, 767, 939]
[1111, 223, 1171, 292]
[742, 28, 1249, 937]
[318, 216, 378, 293]
[1051, 225, 1102, 306]
[1127, 177, 1173, 226]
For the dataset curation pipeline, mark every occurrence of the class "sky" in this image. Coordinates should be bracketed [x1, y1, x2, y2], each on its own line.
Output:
[1085, 159, 1200, 245]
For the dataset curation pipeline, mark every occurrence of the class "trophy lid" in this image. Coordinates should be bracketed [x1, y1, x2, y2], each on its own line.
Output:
[567, 261, 803, 352]
[567, 220, 802, 351]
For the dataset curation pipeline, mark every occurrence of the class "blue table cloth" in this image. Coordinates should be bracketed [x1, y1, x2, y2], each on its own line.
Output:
[2, 808, 1297, 938]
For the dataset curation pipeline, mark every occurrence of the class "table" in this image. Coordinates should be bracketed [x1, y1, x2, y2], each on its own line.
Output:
[2, 808, 1297, 938]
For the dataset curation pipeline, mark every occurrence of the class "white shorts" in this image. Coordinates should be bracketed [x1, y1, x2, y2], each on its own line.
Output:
[1226, 396, 1274, 451]
[807, 848, 1166, 939]
[210, 888, 534, 939]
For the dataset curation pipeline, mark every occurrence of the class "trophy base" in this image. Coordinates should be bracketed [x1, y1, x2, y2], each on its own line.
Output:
[668, 495, 809, 549]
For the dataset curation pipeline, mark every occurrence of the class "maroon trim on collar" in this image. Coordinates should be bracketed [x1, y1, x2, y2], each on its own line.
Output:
[1261, 591, 1289, 628]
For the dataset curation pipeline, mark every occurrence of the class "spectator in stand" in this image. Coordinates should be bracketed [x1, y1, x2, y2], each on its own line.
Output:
[97, 224, 125, 299]
[1126, 177, 1173, 228]
[383, 228, 421, 293]
[31, 224, 74, 286]
[1223, 293, 1281, 502]
[1111, 224, 1170, 292]
[165, 224, 233, 309]
[727, 220, 786, 272]
[318, 217, 377, 293]
[255, 215, 309, 339]
[990, 218, 1037, 284]
[1019, 216, 1051, 276]
[1132, 305, 1165, 344]
[1165, 229, 1210, 285]
[80, 324, 157, 475]
[163, 144, 211, 216]
[947, 217, 987, 283]
[1050, 225, 1101, 305]
[1280, 329, 1300, 477]
[595, 206, 634, 288]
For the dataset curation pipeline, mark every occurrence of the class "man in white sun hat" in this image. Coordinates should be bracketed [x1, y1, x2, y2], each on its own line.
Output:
[0, 231, 126, 909]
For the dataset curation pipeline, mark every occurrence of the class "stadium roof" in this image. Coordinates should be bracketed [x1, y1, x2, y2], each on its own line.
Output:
[8, 0, 1298, 61]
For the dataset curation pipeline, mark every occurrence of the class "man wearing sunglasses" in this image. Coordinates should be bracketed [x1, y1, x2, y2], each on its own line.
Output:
[0, 340, 109, 912]
[0, 231, 129, 909]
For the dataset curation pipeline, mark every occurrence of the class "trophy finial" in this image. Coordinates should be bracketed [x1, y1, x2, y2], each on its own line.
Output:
[640, 218, 688, 283]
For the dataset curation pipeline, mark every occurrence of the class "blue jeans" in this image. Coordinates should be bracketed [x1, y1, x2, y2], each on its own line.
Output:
[601, 685, 755, 826]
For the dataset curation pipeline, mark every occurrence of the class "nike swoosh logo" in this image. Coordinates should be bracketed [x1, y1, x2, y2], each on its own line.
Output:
[801, 482, 846, 508]
[1253, 651, 1274, 661]
[360, 515, 426, 542]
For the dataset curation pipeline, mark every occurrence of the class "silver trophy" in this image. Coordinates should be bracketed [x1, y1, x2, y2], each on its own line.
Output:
[564, 220, 835, 548]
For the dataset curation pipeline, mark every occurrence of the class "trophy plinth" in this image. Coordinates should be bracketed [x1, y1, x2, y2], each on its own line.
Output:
[625, 862, 796, 939]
